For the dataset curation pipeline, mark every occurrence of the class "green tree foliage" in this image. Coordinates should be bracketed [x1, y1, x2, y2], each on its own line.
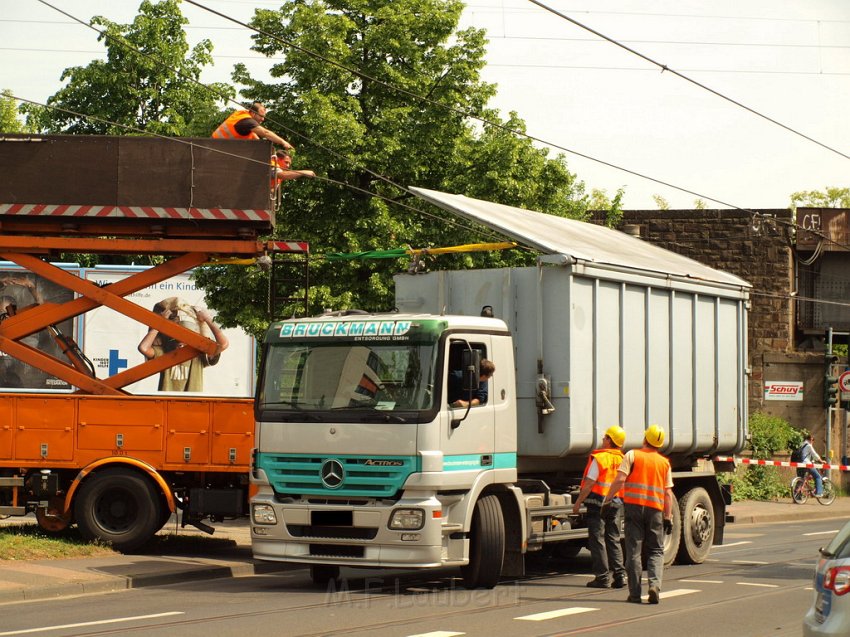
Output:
[0, 90, 32, 133]
[21, 0, 232, 135]
[651, 194, 670, 210]
[587, 187, 625, 228]
[196, 0, 588, 330]
[790, 187, 850, 211]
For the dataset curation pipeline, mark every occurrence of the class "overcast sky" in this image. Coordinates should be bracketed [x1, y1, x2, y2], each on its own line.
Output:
[2, 0, 849, 210]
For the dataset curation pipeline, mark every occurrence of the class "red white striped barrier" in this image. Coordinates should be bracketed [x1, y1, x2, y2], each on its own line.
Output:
[715, 456, 850, 472]
[268, 241, 310, 252]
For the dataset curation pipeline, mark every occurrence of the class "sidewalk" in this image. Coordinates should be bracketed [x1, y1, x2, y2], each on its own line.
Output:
[2, 498, 849, 605]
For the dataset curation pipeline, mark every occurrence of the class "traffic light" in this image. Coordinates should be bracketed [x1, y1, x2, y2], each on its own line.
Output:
[824, 354, 839, 408]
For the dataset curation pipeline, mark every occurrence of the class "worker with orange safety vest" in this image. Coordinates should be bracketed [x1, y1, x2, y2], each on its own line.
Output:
[211, 102, 294, 150]
[572, 425, 628, 589]
[602, 424, 673, 605]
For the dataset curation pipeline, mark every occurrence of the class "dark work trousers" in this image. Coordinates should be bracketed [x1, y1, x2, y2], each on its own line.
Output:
[585, 500, 626, 585]
[623, 503, 664, 599]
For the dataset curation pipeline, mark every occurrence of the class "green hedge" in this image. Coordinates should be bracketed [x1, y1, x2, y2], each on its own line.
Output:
[719, 412, 802, 501]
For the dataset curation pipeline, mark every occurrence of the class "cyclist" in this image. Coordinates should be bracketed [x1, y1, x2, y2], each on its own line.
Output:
[800, 433, 824, 497]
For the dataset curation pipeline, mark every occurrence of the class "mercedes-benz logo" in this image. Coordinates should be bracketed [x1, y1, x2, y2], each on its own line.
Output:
[320, 459, 344, 489]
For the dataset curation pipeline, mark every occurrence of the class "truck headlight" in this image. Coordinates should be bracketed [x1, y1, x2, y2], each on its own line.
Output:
[252, 504, 277, 525]
[389, 508, 424, 530]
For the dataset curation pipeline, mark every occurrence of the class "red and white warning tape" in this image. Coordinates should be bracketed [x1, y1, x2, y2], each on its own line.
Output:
[715, 456, 850, 472]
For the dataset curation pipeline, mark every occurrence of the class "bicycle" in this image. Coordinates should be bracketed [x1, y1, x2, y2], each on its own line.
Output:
[791, 469, 836, 505]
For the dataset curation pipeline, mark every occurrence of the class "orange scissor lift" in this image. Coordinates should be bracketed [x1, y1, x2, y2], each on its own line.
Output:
[0, 134, 308, 551]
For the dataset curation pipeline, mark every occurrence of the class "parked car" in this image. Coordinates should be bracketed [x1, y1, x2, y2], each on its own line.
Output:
[804, 518, 850, 636]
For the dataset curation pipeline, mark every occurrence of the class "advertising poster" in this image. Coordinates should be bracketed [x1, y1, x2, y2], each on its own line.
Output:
[0, 265, 78, 391]
[82, 268, 255, 397]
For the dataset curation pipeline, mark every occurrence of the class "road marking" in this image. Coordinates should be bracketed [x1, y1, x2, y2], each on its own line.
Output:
[803, 531, 839, 537]
[516, 607, 597, 621]
[680, 579, 723, 584]
[0, 612, 184, 636]
[657, 589, 700, 599]
[711, 541, 752, 548]
[737, 582, 779, 588]
[407, 632, 466, 637]
[731, 560, 768, 565]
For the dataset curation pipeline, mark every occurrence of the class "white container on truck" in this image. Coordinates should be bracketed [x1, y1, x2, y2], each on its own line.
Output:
[250, 189, 750, 588]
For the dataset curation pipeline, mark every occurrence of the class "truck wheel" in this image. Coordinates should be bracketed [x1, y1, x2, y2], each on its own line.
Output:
[310, 565, 340, 587]
[662, 494, 681, 567]
[74, 468, 161, 553]
[676, 487, 714, 564]
[460, 494, 505, 589]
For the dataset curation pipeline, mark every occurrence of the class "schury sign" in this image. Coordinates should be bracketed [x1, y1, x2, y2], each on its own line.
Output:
[763, 381, 804, 401]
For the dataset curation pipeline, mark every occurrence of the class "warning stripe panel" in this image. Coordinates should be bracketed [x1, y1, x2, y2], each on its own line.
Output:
[715, 456, 850, 472]
[269, 240, 309, 252]
[0, 203, 272, 222]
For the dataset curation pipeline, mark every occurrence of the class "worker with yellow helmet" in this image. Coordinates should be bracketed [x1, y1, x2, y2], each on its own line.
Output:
[572, 425, 628, 589]
[602, 424, 674, 605]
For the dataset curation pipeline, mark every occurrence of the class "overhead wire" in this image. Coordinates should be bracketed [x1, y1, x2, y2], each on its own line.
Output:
[32, 0, 512, 245]
[179, 0, 850, 252]
[29, 0, 850, 255]
[179, 0, 769, 211]
[526, 0, 850, 162]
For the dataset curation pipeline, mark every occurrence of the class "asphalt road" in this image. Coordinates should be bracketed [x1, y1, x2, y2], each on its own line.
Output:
[0, 516, 835, 637]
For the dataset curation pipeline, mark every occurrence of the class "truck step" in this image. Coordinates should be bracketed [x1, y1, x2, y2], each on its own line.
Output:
[441, 523, 464, 534]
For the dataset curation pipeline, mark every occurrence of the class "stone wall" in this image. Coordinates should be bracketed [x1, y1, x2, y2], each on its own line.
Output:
[593, 209, 793, 411]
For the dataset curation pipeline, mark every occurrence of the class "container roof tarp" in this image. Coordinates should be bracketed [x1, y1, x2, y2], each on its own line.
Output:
[409, 187, 750, 289]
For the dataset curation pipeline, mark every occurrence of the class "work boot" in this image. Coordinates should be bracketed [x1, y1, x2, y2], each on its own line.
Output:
[648, 586, 660, 604]
[612, 576, 627, 589]
[626, 596, 642, 604]
[586, 579, 610, 588]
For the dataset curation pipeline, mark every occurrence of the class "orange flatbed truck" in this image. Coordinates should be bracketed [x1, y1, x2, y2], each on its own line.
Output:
[0, 134, 307, 551]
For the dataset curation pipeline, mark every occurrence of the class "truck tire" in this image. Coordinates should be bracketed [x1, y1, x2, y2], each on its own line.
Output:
[310, 564, 341, 587]
[461, 494, 505, 589]
[74, 468, 162, 553]
[676, 487, 714, 564]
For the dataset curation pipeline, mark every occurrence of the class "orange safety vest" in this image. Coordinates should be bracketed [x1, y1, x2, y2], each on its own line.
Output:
[211, 110, 259, 140]
[582, 448, 624, 498]
[622, 448, 671, 511]
[270, 156, 282, 189]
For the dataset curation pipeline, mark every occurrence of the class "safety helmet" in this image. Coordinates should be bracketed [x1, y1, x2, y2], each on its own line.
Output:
[604, 425, 626, 448]
[644, 424, 665, 448]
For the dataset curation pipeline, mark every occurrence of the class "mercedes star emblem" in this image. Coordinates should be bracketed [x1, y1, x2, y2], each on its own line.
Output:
[320, 459, 344, 489]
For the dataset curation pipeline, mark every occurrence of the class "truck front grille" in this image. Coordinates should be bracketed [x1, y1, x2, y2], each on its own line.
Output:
[258, 453, 417, 498]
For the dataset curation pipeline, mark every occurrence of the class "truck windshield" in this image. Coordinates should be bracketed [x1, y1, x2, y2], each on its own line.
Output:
[258, 341, 438, 415]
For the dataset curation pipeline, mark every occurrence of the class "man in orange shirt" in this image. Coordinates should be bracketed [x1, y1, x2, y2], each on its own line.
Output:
[602, 424, 674, 605]
[212, 102, 294, 150]
[572, 425, 627, 589]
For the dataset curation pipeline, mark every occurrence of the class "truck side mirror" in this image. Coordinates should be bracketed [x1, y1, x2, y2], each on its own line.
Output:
[460, 349, 481, 392]
[451, 349, 481, 430]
